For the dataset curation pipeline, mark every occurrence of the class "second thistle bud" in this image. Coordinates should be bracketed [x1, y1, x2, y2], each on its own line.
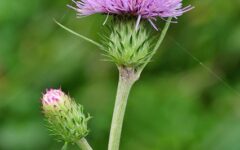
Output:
[103, 17, 153, 68]
[42, 89, 91, 143]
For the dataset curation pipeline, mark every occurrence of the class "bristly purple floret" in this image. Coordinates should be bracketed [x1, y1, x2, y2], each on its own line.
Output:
[42, 89, 65, 105]
[69, 0, 193, 25]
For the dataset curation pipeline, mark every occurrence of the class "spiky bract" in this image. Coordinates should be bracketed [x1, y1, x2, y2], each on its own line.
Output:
[102, 17, 154, 68]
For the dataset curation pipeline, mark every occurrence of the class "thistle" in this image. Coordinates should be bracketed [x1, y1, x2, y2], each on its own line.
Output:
[69, 0, 193, 67]
[42, 89, 92, 150]
[50, 1, 194, 150]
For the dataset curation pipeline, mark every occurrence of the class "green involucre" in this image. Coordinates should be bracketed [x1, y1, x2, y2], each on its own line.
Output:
[44, 95, 91, 143]
[102, 17, 154, 68]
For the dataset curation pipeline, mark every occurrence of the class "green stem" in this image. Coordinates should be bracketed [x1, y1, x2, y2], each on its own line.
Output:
[61, 142, 68, 150]
[108, 66, 139, 150]
[76, 138, 93, 150]
[108, 18, 172, 150]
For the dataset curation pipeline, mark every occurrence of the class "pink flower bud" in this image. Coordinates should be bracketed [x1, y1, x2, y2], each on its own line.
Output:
[41, 88, 91, 142]
[42, 89, 65, 106]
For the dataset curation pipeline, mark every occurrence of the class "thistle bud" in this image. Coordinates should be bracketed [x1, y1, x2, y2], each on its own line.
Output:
[42, 89, 91, 143]
[103, 17, 154, 68]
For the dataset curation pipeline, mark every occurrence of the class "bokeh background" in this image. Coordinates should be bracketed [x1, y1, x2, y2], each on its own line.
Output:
[1, 0, 240, 150]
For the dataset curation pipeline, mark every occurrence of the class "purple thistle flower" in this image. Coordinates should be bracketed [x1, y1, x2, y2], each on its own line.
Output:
[69, 0, 193, 28]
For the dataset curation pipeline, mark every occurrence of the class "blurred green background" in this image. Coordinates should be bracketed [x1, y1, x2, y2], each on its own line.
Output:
[1, 0, 240, 150]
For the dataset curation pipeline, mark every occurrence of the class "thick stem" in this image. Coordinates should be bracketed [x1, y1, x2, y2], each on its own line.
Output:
[76, 138, 93, 150]
[108, 66, 139, 150]
[61, 142, 68, 150]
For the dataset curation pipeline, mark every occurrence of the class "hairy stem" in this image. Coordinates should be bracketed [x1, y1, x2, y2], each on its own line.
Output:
[108, 66, 139, 150]
[76, 138, 93, 150]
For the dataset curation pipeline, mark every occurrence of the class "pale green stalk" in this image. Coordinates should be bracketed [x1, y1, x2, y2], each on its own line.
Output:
[76, 138, 93, 150]
[108, 18, 172, 150]
[61, 142, 68, 150]
[108, 66, 139, 150]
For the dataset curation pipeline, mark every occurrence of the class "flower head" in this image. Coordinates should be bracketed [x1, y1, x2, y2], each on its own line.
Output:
[67, 0, 193, 67]
[69, 0, 193, 28]
[103, 17, 153, 67]
[41, 89, 91, 143]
